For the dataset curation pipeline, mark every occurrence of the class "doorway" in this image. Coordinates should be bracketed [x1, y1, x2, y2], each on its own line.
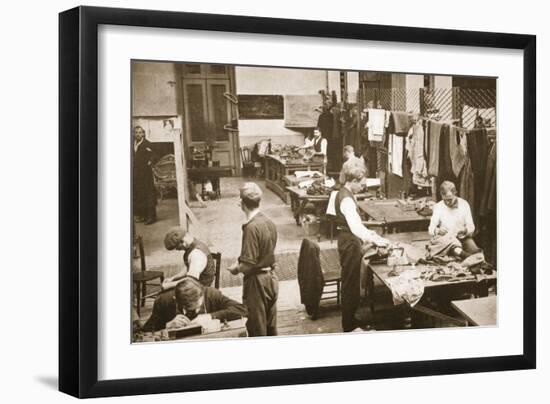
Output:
[181, 63, 239, 174]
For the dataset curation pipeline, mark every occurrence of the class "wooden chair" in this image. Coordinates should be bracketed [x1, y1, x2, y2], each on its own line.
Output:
[211, 252, 222, 289]
[132, 235, 164, 316]
[319, 249, 342, 307]
[240, 146, 256, 177]
[152, 154, 177, 203]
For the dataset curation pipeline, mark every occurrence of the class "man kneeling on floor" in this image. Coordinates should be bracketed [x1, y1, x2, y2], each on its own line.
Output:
[227, 182, 279, 337]
[163, 228, 216, 288]
[142, 277, 247, 332]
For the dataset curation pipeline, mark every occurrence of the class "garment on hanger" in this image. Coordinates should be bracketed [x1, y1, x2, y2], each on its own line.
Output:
[389, 133, 404, 177]
[428, 121, 444, 177]
[390, 111, 412, 134]
[366, 108, 386, 142]
[466, 127, 488, 218]
[480, 141, 497, 216]
[458, 155, 475, 210]
[406, 121, 431, 187]
[449, 126, 468, 177]
[434, 124, 456, 200]
[317, 110, 333, 139]
[384, 110, 391, 128]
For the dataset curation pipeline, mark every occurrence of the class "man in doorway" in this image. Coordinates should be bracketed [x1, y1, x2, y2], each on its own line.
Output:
[227, 182, 279, 337]
[133, 126, 157, 225]
[339, 145, 366, 185]
[334, 166, 391, 332]
[429, 181, 481, 258]
[163, 228, 217, 288]
[142, 277, 247, 332]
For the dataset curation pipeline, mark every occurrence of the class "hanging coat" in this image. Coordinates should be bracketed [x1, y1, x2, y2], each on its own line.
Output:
[406, 122, 431, 187]
[297, 238, 324, 317]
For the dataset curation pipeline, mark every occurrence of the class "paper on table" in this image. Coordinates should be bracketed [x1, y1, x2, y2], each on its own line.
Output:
[365, 178, 381, 188]
[295, 170, 323, 178]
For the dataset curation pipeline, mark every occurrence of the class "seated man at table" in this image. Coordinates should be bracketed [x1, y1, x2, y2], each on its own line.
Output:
[142, 277, 247, 332]
[163, 228, 216, 288]
[339, 145, 366, 185]
[428, 181, 482, 258]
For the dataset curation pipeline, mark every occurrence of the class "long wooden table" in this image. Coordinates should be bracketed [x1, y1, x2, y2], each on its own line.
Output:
[367, 234, 497, 328]
[187, 166, 233, 200]
[265, 154, 323, 204]
[358, 198, 432, 234]
[451, 296, 497, 326]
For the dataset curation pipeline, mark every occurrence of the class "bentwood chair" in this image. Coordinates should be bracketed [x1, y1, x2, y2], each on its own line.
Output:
[132, 235, 164, 316]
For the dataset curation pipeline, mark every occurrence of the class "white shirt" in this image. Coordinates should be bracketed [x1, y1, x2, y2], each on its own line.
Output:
[428, 197, 475, 237]
[134, 138, 144, 153]
[303, 137, 315, 148]
[340, 197, 387, 245]
[186, 249, 208, 279]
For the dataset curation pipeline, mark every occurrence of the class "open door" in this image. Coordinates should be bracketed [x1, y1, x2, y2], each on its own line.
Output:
[182, 64, 237, 173]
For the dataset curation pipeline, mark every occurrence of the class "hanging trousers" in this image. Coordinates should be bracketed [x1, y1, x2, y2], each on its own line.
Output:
[338, 231, 363, 332]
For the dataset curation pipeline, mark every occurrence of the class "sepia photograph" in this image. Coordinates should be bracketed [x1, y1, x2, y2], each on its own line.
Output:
[131, 61, 497, 343]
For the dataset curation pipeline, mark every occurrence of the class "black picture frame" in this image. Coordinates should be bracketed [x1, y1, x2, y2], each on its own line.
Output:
[59, 6, 536, 398]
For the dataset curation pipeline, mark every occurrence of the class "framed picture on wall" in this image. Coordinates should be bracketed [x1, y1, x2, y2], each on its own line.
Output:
[59, 6, 536, 398]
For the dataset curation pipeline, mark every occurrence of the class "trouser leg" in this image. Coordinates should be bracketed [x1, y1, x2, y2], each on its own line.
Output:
[338, 233, 362, 332]
[266, 273, 279, 336]
[243, 272, 278, 337]
[461, 237, 481, 254]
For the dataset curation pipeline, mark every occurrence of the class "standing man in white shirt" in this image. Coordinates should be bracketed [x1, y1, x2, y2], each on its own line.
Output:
[429, 181, 481, 258]
[334, 166, 390, 332]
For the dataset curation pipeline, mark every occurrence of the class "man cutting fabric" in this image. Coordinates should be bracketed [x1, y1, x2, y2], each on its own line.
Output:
[334, 166, 390, 332]
[163, 228, 216, 288]
[428, 181, 481, 258]
[227, 182, 279, 337]
[142, 277, 247, 332]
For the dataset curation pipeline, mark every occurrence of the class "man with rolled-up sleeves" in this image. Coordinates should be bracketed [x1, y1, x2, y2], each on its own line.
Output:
[227, 182, 279, 337]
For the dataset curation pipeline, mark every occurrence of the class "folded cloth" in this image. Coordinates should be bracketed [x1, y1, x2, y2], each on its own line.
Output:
[366, 108, 386, 141]
[386, 271, 424, 307]
[426, 234, 461, 259]
[391, 111, 412, 134]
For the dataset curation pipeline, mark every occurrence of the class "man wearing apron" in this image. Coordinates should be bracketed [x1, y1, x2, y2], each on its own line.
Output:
[227, 182, 279, 337]
[334, 166, 390, 332]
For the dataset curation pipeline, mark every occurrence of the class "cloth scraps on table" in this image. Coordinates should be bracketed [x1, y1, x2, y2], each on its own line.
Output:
[386, 269, 424, 307]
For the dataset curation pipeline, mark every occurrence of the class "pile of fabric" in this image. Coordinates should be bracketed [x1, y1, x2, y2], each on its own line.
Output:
[386, 267, 425, 306]
[277, 144, 303, 160]
[306, 179, 334, 196]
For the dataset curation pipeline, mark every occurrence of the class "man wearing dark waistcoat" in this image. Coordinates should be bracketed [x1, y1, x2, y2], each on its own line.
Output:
[334, 166, 390, 332]
[164, 228, 216, 288]
[227, 182, 279, 337]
